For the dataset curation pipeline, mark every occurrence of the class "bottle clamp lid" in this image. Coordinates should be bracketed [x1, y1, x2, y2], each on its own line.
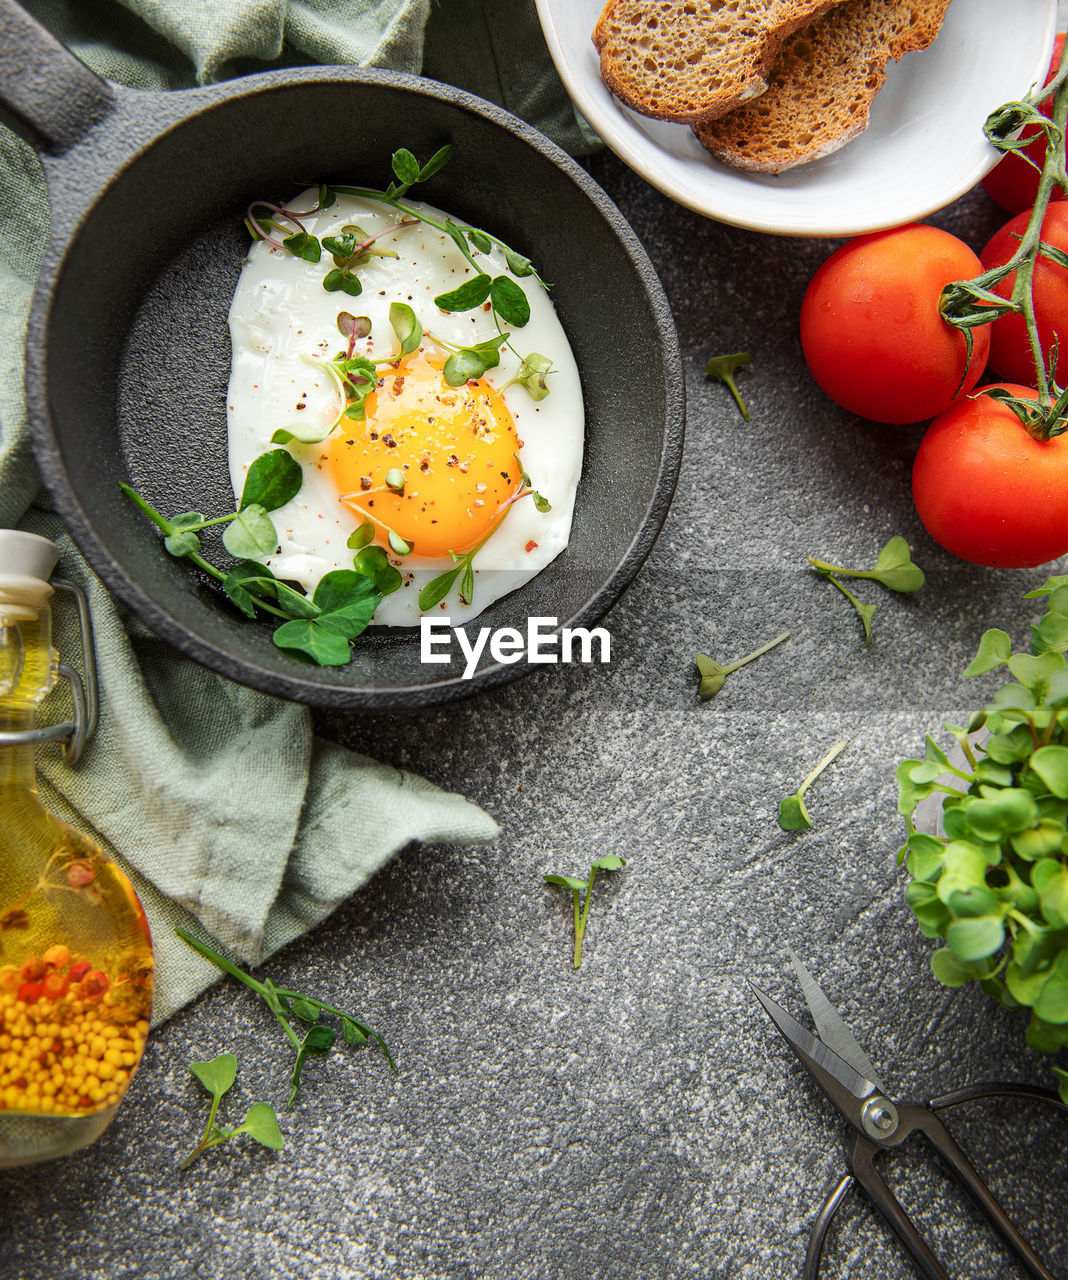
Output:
[0, 532, 98, 766]
[0, 529, 60, 582]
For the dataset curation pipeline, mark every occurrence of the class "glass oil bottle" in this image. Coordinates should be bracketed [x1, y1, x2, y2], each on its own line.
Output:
[0, 530, 153, 1167]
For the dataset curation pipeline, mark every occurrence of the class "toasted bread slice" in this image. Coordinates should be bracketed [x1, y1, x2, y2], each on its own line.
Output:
[694, 0, 952, 172]
[592, 0, 848, 126]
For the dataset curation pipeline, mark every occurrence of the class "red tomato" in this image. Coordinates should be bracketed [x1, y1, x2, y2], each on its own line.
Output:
[979, 204, 1068, 385]
[912, 384, 1068, 567]
[800, 225, 989, 425]
[982, 35, 1066, 215]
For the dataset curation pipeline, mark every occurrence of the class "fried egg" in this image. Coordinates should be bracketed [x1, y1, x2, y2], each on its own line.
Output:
[226, 190, 584, 626]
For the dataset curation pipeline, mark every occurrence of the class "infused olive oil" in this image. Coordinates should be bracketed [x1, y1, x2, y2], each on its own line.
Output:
[0, 533, 152, 1167]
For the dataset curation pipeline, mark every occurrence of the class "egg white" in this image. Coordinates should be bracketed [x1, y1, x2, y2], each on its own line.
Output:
[225, 190, 584, 626]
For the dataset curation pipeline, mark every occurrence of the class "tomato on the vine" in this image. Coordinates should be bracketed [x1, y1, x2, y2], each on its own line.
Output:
[800, 224, 989, 425]
[981, 34, 1066, 215]
[979, 204, 1068, 386]
[912, 384, 1068, 568]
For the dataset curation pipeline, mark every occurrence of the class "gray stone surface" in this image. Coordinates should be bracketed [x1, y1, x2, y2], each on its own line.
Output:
[2, 156, 1066, 1280]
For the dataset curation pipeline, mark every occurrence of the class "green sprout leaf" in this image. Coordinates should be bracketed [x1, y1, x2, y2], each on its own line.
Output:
[695, 630, 789, 700]
[443, 349, 487, 385]
[323, 268, 362, 296]
[175, 927, 396, 1119]
[435, 274, 492, 312]
[391, 147, 421, 187]
[164, 512, 204, 558]
[239, 449, 303, 512]
[389, 302, 422, 356]
[190, 1053, 238, 1102]
[290, 1023, 337, 1108]
[237, 1102, 284, 1151]
[809, 536, 925, 594]
[347, 520, 375, 552]
[544, 855, 626, 969]
[222, 504, 277, 560]
[282, 230, 321, 263]
[778, 741, 847, 832]
[705, 352, 752, 421]
[490, 275, 530, 328]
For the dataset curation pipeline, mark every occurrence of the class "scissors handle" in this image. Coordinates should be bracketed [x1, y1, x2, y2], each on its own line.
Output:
[804, 1083, 1065, 1280]
[848, 1129, 950, 1280]
[897, 1104, 1059, 1280]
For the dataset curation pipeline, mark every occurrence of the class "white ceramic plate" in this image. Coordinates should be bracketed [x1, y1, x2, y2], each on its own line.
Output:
[536, 0, 1058, 236]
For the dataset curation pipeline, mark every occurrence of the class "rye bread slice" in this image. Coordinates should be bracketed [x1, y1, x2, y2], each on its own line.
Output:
[592, 0, 847, 126]
[694, 0, 952, 172]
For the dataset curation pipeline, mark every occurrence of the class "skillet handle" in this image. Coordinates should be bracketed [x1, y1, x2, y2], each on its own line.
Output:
[0, 0, 113, 154]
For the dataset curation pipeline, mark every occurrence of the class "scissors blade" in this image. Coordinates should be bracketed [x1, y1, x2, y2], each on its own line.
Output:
[749, 981, 878, 1130]
[786, 946, 887, 1095]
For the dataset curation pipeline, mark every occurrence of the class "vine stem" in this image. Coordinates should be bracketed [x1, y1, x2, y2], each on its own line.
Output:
[1005, 52, 1068, 415]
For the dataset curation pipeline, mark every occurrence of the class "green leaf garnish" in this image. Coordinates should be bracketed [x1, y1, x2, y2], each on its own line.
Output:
[175, 928, 396, 1114]
[809, 536, 923, 647]
[389, 302, 422, 356]
[435, 274, 493, 312]
[490, 275, 530, 328]
[179, 1053, 282, 1170]
[239, 449, 303, 512]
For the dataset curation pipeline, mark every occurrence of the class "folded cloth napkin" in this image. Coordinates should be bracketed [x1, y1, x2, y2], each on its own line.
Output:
[0, 0, 606, 1021]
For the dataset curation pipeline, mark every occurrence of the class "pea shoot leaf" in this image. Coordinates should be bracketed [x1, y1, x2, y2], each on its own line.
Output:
[165, 512, 204, 558]
[490, 275, 530, 328]
[222, 504, 277, 560]
[435, 273, 492, 312]
[239, 449, 303, 512]
[289, 1023, 337, 1107]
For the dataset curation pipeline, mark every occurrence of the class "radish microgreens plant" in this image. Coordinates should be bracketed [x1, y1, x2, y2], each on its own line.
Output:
[176, 929, 396, 1109]
[179, 1053, 283, 1171]
[941, 38, 1068, 439]
[544, 856, 626, 969]
[248, 145, 555, 392]
[897, 579, 1068, 1104]
[809, 536, 925, 648]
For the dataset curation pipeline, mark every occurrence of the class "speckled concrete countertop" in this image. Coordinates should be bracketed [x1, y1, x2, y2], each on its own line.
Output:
[1, 154, 1065, 1280]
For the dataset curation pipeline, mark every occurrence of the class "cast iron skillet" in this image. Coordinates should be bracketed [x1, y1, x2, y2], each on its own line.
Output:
[0, 0, 684, 710]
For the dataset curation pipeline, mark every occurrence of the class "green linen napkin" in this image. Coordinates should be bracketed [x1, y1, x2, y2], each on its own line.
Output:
[0, 0, 602, 1022]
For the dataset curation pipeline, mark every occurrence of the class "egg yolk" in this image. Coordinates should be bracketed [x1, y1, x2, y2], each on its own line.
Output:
[322, 352, 523, 560]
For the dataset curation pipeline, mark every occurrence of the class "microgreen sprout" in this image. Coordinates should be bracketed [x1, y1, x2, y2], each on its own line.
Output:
[897, 579, 1068, 1103]
[544, 855, 626, 968]
[695, 629, 790, 699]
[321, 218, 418, 295]
[809, 535, 924, 648]
[179, 1053, 282, 1171]
[705, 353, 753, 421]
[121, 457, 397, 666]
[416, 464, 551, 610]
[778, 740, 847, 831]
[940, 39, 1068, 438]
[176, 929, 395, 1108]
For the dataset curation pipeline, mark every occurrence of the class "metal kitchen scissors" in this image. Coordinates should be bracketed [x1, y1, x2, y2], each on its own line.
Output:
[750, 950, 1067, 1280]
